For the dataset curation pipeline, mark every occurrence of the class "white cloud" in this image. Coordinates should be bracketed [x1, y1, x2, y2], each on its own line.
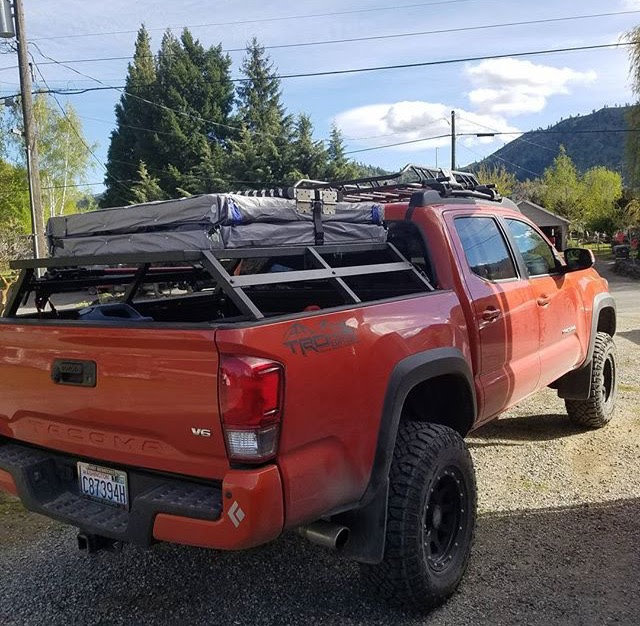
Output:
[622, 0, 640, 9]
[466, 58, 597, 116]
[335, 101, 521, 152]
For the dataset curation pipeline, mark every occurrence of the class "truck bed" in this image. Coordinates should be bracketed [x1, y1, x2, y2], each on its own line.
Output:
[0, 288, 468, 540]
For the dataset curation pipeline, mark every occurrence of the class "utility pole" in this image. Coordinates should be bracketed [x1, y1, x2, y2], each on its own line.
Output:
[450, 110, 456, 171]
[13, 0, 45, 258]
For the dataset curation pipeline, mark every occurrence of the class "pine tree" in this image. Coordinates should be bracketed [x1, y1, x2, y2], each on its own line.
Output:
[130, 162, 166, 203]
[286, 114, 327, 181]
[102, 26, 158, 207]
[152, 29, 234, 195]
[231, 38, 293, 184]
[228, 125, 271, 186]
[102, 27, 234, 205]
[324, 123, 359, 181]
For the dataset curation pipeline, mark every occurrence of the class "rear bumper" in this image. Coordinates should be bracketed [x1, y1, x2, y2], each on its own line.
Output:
[0, 437, 284, 550]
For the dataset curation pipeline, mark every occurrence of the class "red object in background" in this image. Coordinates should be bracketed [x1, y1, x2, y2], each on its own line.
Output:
[632, 238, 639, 250]
[615, 231, 625, 244]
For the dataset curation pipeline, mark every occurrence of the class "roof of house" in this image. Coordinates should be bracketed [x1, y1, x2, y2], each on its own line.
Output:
[517, 200, 571, 228]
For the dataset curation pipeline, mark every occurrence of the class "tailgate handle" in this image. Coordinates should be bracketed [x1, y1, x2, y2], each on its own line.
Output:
[51, 360, 97, 387]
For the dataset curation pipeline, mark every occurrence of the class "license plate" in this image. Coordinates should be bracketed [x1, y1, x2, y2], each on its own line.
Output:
[77, 462, 129, 509]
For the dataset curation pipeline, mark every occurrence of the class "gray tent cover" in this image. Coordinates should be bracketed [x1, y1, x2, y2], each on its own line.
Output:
[47, 193, 386, 257]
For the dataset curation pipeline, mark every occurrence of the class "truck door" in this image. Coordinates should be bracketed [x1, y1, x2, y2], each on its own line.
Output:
[450, 215, 541, 420]
[502, 218, 585, 387]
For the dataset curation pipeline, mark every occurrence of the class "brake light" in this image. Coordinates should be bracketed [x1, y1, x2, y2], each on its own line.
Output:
[219, 355, 284, 462]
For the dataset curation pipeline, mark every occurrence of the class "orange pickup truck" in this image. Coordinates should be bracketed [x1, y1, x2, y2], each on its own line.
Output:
[0, 168, 616, 611]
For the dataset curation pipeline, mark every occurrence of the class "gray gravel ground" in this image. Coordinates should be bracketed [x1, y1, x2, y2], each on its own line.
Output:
[1, 260, 639, 625]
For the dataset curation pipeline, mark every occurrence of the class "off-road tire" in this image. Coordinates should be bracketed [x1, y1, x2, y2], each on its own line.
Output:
[565, 331, 617, 429]
[362, 422, 476, 612]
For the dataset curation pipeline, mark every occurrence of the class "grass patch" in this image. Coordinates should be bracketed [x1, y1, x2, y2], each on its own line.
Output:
[585, 244, 613, 260]
[569, 242, 614, 260]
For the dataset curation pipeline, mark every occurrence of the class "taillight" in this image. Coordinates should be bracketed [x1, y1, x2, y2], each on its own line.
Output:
[218, 355, 284, 462]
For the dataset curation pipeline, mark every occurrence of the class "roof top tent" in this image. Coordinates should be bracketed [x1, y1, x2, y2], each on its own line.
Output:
[5, 165, 507, 324]
[44, 165, 493, 260]
[517, 200, 570, 251]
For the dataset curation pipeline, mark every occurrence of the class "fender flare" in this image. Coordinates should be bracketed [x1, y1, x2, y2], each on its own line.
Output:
[337, 347, 476, 563]
[552, 293, 616, 400]
[584, 294, 616, 363]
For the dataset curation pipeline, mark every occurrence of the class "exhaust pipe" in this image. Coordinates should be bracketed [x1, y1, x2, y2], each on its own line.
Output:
[77, 532, 123, 554]
[297, 521, 350, 550]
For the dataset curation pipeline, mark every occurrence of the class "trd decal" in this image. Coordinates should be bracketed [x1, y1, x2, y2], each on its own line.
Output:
[283, 320, 358, 356]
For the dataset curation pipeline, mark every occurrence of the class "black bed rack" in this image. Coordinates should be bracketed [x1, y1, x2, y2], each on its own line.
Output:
[5, 242, 433, 321]
[234, 164, 497, 204]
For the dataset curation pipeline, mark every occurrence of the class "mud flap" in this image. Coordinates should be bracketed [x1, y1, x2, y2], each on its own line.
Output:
[335, 479, 389, 564]
[550, 361, 592, 400]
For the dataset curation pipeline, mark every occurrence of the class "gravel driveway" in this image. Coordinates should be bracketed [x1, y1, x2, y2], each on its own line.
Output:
[1, 261, 639, 625]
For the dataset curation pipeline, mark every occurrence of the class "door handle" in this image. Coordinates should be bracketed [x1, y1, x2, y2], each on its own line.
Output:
[481, 307, 501, 322]
[537, 295, 550, 307]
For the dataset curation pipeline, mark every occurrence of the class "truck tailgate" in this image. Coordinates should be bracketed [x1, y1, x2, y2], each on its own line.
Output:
[0, 324, 228, 480]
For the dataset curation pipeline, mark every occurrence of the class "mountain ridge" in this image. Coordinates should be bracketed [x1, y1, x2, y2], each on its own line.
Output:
[472, 105, 632, 180]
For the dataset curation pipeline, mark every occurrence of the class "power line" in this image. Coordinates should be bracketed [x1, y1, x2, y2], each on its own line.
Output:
[29, 42, 287, 143]
[456, 115, 558, 153]
[345, 134, 451, 154]
[460, 124, 637, 177]
[11, 85, 119, 95]
[26, 40, 635, 87]
[42, 180, 130, 190]
[460, 142, 543, 178]
[348, 126, 640, 154]
[30, 0, 479, 42]
[28, 45, 439, 146]
[77, 113, 175, 136]
[459, 128, 638, 136]
[271, 41, 634, 80]
[32, 61, 312, 183]
[0, 9, 628, 71]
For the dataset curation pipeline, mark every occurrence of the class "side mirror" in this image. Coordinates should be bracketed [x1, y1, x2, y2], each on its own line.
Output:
[563, 248, 595, 272]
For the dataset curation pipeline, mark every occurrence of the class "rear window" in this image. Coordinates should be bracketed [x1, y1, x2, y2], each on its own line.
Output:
[387, 221, 435, 284]
[454, 217, 517, 281]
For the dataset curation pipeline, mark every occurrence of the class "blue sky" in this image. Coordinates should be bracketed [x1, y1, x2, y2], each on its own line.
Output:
[1, 0, 639, 186]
